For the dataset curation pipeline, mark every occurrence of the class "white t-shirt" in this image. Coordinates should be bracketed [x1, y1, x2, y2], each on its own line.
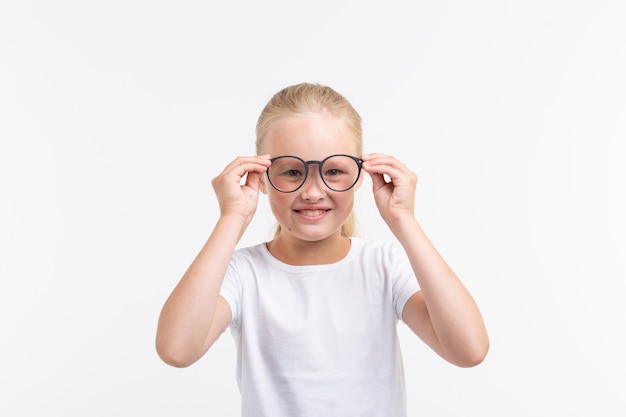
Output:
[220, 237, 420, 417]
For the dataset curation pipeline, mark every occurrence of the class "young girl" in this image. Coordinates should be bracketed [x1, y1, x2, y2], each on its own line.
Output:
[156, 83, 489, 416]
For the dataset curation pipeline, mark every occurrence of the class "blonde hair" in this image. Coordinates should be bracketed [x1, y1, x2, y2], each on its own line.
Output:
[255, 83, 363, 238]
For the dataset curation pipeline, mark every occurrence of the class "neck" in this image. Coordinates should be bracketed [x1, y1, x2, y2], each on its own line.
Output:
[266, 234, 351, 266]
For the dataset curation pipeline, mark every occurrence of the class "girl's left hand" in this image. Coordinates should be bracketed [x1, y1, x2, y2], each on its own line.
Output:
[361, 153, 418, 226]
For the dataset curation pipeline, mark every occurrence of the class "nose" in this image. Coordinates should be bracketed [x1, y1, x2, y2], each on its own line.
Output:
[299, 165, 326, 200]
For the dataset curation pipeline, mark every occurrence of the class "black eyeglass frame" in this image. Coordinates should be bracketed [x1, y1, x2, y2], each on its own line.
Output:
[267, 154, 363, 193]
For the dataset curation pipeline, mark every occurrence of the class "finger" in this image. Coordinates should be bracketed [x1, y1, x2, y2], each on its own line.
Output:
[362, 155, 415, 185]
[362, 154, 405, 170]
[360, 153, 398, 166]
[368, 171, 389, 190]
[221, 155, 270, 171]
[244, 171, 262, 191]
[364, 162, 405, 184]
[225, 157, 271, 183]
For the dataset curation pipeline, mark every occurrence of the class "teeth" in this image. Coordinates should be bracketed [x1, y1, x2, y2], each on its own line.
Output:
[301, 210, 325, 217]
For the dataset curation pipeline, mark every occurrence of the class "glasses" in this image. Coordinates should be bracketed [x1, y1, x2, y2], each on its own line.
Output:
[267, 154, 363, 193]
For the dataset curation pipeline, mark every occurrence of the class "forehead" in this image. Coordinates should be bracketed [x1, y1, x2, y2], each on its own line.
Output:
[262, 113, 359, 158]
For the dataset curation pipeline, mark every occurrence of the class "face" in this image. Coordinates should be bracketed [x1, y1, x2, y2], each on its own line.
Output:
[260, 112, 363, 244]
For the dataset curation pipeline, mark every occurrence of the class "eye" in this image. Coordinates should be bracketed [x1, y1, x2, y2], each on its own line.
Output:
[324, 168, 343, 177]
[284, 169, 303, 177]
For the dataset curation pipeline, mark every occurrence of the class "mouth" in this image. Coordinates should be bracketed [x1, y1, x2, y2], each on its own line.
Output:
[297, 209, 329, 217]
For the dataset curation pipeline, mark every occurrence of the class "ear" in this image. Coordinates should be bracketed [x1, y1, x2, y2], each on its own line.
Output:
[259, 172, 268, 194]
[353, 171, 366, 192]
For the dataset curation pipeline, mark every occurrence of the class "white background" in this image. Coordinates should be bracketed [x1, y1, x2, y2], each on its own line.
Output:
[1, 1, 625, 416]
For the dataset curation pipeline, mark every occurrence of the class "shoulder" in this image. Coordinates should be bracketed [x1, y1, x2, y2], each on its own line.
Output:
[232, 242, 267, 258]
[350, 237, 406, 263]
[348, 238, 412, 279]
[227, 242, 271, 273]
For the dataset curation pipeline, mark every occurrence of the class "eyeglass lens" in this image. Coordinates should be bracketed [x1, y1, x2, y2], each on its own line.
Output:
[268, 155, 361, 192]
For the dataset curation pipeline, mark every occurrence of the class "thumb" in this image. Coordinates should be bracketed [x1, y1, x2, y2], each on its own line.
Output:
[369, 172, 388, 191]
[245, 171, 262, 192]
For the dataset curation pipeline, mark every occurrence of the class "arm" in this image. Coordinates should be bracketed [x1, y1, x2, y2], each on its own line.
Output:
[155, 155, 271, 368]
[361, 153, 489, 367]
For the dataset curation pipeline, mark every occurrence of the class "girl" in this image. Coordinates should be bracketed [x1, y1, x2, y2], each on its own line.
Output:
[156, 83, 489, 417]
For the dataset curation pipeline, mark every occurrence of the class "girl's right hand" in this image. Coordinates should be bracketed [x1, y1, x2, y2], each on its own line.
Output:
[211, 155, 272, 223]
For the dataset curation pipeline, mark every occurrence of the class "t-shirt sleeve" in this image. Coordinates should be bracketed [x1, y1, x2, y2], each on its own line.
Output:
[219, 261, 241, 329]
[389, 242, 420, 321]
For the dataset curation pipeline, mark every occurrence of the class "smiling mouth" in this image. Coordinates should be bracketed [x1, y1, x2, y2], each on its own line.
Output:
[298, 209, 329, 217]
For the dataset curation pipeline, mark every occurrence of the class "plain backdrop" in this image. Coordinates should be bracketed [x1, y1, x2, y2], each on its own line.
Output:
[1, 1, 625, 416]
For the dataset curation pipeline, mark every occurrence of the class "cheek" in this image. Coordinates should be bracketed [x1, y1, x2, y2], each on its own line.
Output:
[337, 191, 356, 206]
[268, 192, 292, 214]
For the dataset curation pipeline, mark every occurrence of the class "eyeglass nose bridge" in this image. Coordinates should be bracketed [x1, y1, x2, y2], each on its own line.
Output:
[300, 159, 326, 189]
